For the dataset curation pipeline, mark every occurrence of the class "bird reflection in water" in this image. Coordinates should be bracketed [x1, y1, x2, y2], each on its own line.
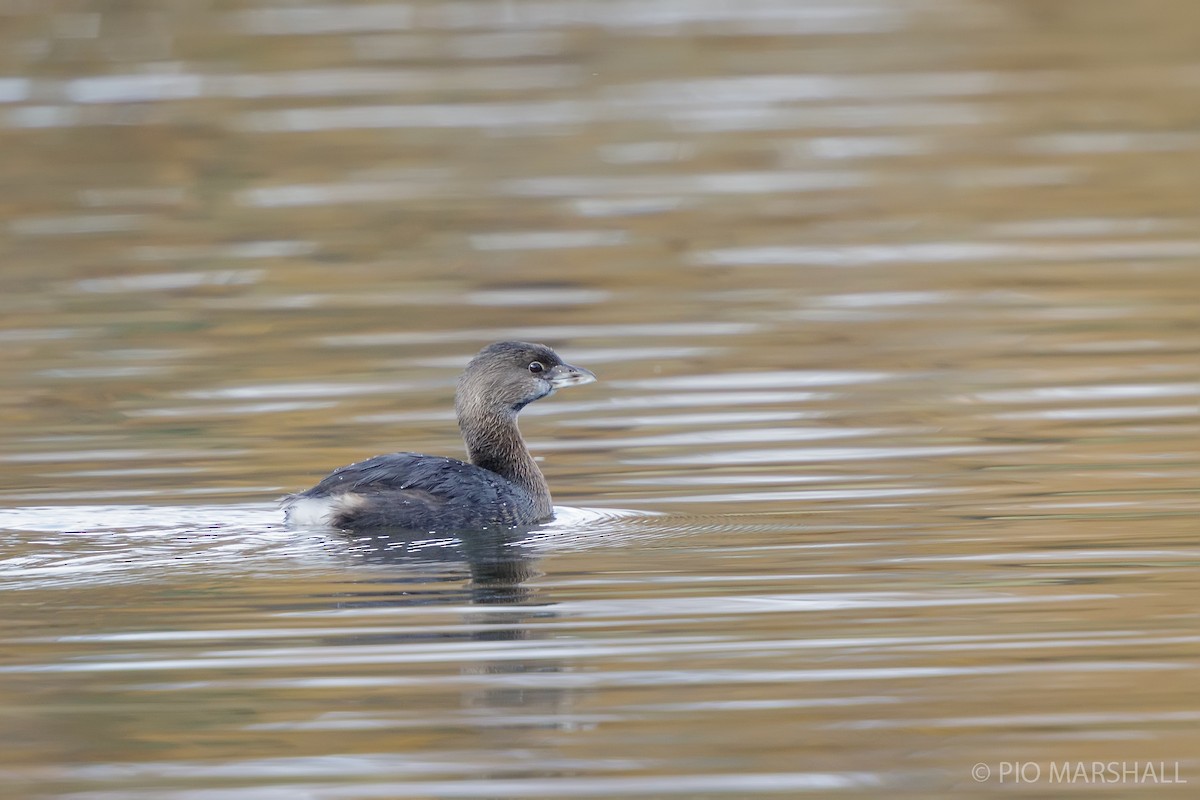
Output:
[344, 523, 542, 606]
[339, 525, 575, 730]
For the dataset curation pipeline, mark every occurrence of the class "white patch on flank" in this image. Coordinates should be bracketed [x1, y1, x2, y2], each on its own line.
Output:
[283, 493, 369, 529]
[282, 496, 337, 528]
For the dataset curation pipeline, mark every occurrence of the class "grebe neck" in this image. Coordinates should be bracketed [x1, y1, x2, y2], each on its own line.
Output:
[457, 406, 551, 516]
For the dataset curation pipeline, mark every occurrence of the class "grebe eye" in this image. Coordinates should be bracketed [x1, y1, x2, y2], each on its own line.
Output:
[528, 361, 545, 374]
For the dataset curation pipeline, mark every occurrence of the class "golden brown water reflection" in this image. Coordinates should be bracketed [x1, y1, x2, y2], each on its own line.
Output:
[1, 1, 1198, 798]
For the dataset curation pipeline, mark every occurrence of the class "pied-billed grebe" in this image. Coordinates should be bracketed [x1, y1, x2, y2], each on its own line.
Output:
[283, 341, 596, 531]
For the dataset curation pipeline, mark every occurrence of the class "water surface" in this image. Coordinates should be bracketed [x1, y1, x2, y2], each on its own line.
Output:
[1, 1, 1198, 798]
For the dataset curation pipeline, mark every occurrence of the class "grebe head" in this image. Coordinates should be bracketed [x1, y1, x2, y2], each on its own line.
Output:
[457, 340, 596, 416]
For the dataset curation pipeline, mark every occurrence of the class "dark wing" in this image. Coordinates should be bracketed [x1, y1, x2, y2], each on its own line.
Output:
[291, 452, 536, 530]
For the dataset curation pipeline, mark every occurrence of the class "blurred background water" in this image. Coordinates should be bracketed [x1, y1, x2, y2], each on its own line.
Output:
[1, 1, 1198, 798]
